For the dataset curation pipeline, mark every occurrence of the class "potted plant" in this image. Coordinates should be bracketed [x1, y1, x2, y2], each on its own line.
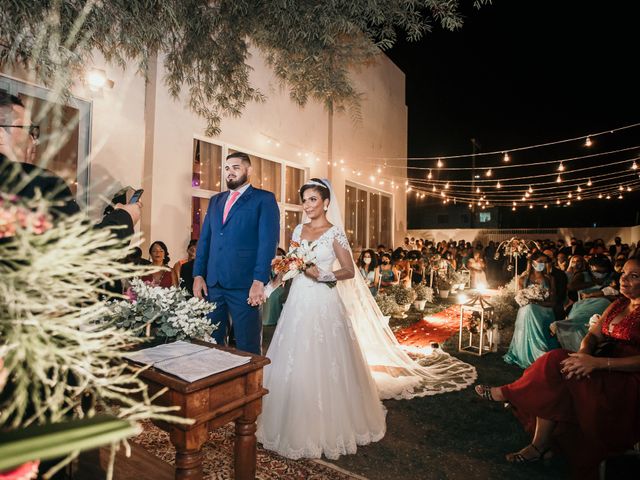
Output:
[413, 284, 434, 310]
[375, 293, 399, 323]
[436, 275, 452, 299]
[389, 284, 417, 311]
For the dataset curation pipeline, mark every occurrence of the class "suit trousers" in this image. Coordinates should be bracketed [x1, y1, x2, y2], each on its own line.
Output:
[206, 284, 262, 355]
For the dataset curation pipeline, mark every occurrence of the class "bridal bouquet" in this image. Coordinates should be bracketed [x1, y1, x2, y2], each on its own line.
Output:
[514, 283, 549, 307]
[272, 240, 336, 287]
[111, 279, 217, 341]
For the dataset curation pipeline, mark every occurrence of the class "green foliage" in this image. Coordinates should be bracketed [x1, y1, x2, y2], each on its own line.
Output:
[375, 292, 400, 316]
[388, 283, 417, 305]
[414, 283, 434, 302]
[0, 0, 486, 135]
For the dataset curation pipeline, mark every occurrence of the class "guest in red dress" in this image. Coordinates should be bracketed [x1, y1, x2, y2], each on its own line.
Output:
[141, 240, 175, 288]
[475, 258, 640, 479]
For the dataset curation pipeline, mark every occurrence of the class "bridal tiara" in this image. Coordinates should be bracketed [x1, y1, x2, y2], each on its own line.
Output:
[301, 180, 328, 190]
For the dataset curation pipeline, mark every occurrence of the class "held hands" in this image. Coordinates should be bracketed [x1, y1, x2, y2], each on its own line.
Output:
[560, 352, 600, 379]
[247, 280, 266, 307]
[304, 265, 320, 280]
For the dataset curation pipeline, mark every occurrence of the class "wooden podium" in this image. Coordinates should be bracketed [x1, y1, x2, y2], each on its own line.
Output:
[130, 341, 270, 480]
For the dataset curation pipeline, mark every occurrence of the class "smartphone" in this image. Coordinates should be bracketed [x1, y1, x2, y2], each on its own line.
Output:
[129, 188, 144, 204]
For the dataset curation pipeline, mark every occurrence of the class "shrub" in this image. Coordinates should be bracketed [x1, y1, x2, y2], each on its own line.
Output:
[388, 284, 417, 305]
[375, 293, 400, 316]
[414, 284, 434, 302]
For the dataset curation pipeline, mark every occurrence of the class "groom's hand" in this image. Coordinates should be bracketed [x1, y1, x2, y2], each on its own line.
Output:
[193, 276, 208, 300]
[248, 280, 265, 306]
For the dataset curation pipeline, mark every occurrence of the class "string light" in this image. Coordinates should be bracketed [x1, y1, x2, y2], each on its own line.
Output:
[627, 186, 632, 192]
[432, 185, 436, 192]
[606, 194, 611, 199]
[585, 136, 592, 147]
[529, 205, 533, 209]
[437, 159, 444, 168]
[556, 199, 561, 205]
[598, 194, 603, 199]
[587, 178, 593, 186]
[577, 195, 582, 200]
[486, 169, 493, 177]
[618, 194, 624, 199]
[476, 187, 481, 193]
[544, 204, 548, 209]
[632, 161, 638, 170]
[427, 169, 433, 179]
[528, 186, 533, 193]
[445, 182, 450, 189]
[503, 152, 511, 162]
[577, 186, 582, 192]
[524, 192, 530, 198]
[558, 162, 565, 172]
[619, 185, 624, 191]
[556, 175, 562, 183]
[496, 181, 502, 189]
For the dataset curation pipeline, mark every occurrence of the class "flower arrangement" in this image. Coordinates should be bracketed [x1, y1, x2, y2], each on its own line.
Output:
[495, 237, 539, 259]
[388, 284, 417, 305]
[375, 293, 400, 316]
[272, 239, 336, 287]
[514, 283, 549, 307]
[436, 274, 452, 291]
[111, 279, 216, 341]
[0, 192, 184, 478]
[414, 284, 434, 302]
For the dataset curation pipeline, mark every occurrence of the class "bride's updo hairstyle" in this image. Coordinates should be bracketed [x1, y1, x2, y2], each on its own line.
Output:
[299, 178, 330, 203]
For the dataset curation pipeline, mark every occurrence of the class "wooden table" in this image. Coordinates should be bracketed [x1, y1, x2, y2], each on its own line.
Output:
[128, 341, 270, 480]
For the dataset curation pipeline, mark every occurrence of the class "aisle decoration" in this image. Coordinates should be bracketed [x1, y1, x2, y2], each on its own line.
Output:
[495, 237, 539, 288]
[0, 191, 184, 478]
[514, 283, 549, 307]
[111, 279, 216, 341]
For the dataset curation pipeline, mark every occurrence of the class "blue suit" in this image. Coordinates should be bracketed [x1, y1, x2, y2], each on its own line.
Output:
[193, 185, 280, 354]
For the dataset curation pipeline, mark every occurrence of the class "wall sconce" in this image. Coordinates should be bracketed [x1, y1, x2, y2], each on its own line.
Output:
[85, 68, 114, 91]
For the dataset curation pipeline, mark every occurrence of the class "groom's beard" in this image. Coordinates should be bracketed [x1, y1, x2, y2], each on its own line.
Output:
[226, 172, 248, 190]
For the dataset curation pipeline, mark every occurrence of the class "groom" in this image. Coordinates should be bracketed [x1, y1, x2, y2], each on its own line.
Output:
[193, 151, 280, 354]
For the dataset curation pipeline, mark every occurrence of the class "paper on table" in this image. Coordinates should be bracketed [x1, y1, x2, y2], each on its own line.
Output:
[153, 348, 251, 382]
[124, 340, 208, 365]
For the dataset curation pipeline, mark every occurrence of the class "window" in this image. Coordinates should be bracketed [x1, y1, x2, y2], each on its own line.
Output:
[345, 183, 392, 249]
[193, 139, 222, 191]
[479, 212, 492, 223]
[285, 166, 304, 205]
[191, 196, 210, 240]
[284, 210, 302, 248]
[228, 149, 282, 200]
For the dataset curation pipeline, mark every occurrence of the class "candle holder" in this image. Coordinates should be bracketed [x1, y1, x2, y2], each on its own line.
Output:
[458, 294, 495, 356]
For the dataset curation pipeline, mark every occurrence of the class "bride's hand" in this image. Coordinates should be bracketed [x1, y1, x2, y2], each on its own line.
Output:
[304, 265, 320, 280]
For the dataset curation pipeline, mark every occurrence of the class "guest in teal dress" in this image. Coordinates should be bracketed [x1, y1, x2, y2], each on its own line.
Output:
[262, 248, 287, 326]
[504, 252, 560, 369]
[551, 256, 618, 351]
[357, 249, 378, 296]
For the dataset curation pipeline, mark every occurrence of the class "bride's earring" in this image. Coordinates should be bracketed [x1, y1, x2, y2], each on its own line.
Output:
[323, 206, 328, 211]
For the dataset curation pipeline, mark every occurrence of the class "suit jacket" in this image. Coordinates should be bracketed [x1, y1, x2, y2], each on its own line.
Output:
[193, 185, 280, 289]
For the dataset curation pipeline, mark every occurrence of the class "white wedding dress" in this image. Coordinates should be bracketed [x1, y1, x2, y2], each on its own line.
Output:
[256, 224, 386, 460]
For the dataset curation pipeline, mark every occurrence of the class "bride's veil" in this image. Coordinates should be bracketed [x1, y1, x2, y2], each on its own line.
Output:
[306, 178, 477, 399]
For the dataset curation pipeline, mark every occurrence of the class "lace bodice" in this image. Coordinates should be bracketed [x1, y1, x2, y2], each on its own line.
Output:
[602, 298, 640, 346]
[291, 224, 350, 271]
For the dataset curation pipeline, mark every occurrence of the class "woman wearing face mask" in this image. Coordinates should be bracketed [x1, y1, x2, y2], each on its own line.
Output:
[504, 252, 560, 368]
[551, 257, 618, 352]
[377, 252, 399, 290]
[358, 249, 378, 296]
[566, 254, 592, 304]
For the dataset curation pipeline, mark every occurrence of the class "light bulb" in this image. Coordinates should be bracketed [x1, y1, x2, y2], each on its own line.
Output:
[529, 205, 533, 209]
[632, 161, 638, 170]
[568, 193, 572, 198]
[558, 162, 565, 172]
[512, 206, 516, 211]
[427, 170, 432, 179]
[619, 185, 624, 191]
[627, 186, 632, 192]
[577, 195, 582, 200]
[503, 152, 510, 162]
[437, 159, 443, 168]
[606, 194, 611, 199]
[556, 199, 561, 205]
[557, 175, 562, 183]
[469, 203, 473, 209]
[544, 204, 548, 209]
[445, 182, 450, 189]
[496, 181, 502, 189]
[512, 201, 517, 206]
[528, 186, 533, 193]
[587, 178, 592, 186]
[432, 185, 436, 192]
[476, 187, 480, 193]
[585, 136, 592, 147]
[525, 192, 530, 198]
[486, 169, 493, 177]
[377, 168, 382, 174]
[577, 186, 582, 192]
[567, 201, 571, 206]
[521, 196, 526, 201]
[619, 194, 624, 199]
[598, 194, 603, 199]
[441, 191, 445, 197]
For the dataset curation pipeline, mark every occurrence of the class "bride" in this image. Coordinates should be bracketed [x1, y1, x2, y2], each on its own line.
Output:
[257, 178, 476, 460]
[257, 178, 386, 460]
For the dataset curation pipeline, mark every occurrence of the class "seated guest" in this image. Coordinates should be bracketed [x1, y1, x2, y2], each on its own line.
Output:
[177, 240, 199, 296]
[141, 241, 174, 288]
[566, 254, 592, 304]
[392, 247, 411, 287]
[172, 239, 198, 286]
[263, 247, 287, 326]
[377, 252, 399, 290]
[552, 256, 618, 351]
[357, 249, 378, 296]
[475, 259, 640, 480]
[543, 248, 568, 320]
[407, 250, 425, 285]
[504, 252, 559, 369]
[609, 236, 624, 258]
[555, 251, 569, 271]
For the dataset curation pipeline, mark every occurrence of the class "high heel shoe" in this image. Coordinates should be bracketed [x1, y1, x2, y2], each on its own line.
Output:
[474, 384, 497, 401]
[505, 444, 552, 463]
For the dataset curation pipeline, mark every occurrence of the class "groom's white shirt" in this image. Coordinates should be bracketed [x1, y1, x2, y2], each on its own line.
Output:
[223, 182, 251, 213]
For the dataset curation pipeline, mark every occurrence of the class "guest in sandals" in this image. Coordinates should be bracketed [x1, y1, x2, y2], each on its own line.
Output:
[475, 258, 640, 480]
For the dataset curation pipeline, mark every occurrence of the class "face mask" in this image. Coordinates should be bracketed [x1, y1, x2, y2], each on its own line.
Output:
[571, 242, 576, 246]
[533, 262, 546, 272]
[363, 258, 372, 264]
[382, 260, 390, 265]
[592, 271, 607, 279]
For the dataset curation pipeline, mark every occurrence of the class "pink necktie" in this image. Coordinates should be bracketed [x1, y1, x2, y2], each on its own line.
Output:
[223, 191, 240, 223]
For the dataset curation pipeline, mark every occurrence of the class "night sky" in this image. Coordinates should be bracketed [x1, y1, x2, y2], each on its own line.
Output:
[386, 0, 640, 229]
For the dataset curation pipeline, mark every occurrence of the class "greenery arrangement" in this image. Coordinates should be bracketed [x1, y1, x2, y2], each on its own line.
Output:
[414, 284, 434, 303]
[0, 1, 487, 136]
[436, 275, 452, 291]
[375, 293, 400, 317]
[0, 191, 185, 477]
[388, 284, 417, 305]
[110, 279, 216, 342]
